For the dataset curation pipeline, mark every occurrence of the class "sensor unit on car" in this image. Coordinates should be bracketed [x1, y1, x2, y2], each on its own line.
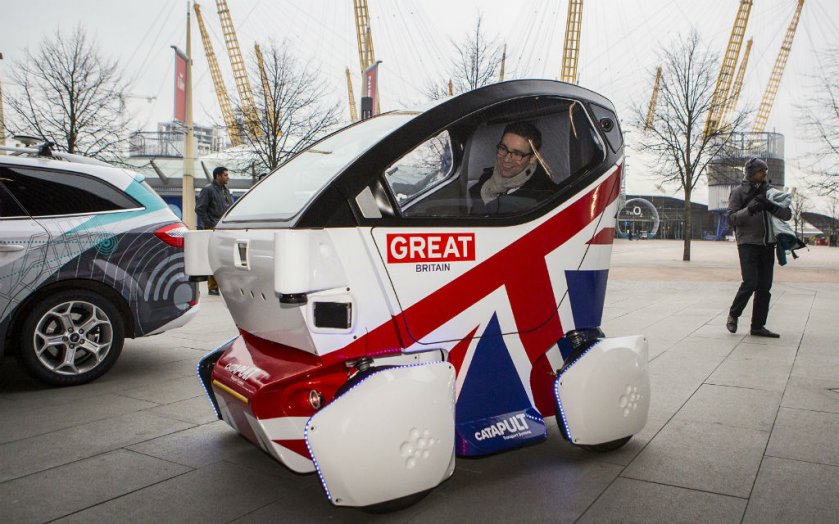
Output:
[313, 301, 352, 329]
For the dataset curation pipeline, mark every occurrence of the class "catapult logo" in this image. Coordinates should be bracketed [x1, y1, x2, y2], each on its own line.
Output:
[386, 233, 475, 270]
[225, 363, 268, 382]
[474, 413, 532, 441]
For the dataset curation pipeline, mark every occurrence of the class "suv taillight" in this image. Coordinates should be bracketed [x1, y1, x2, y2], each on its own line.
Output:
[154, 223, 188, 248]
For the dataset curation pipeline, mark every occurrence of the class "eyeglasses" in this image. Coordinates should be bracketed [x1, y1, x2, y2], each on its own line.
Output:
[496, 143, 532, 161]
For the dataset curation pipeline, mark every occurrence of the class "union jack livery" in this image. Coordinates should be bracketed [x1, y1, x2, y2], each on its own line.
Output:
[185, 80, 650, 511]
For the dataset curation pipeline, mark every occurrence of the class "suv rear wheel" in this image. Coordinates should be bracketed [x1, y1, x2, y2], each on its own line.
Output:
[18, 290, 125, 386]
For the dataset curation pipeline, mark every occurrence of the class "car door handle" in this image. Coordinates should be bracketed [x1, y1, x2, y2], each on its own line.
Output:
[0, 244, 25, 252]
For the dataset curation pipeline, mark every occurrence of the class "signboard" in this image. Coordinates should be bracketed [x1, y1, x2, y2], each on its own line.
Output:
[173, 49, 187, 123]
[361, 60, 381, 121]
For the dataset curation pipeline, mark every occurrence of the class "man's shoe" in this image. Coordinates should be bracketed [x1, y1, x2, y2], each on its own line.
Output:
[726, 315, 738, 333]
[208, 289, 220, 296]
[750, 327, 780, 338]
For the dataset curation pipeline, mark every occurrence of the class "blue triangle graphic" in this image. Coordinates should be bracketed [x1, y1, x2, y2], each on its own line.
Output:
[565, 269, 609, 329]
[456, 313, 535, 422]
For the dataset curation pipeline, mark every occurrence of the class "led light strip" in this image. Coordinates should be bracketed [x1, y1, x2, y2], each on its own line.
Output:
[553, 340, 602, 443]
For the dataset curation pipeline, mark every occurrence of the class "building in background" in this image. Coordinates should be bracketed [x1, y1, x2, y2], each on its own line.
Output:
[125, 120, 257, 220]
[129, 121, 228, 158]
[706, 132, 786, 240]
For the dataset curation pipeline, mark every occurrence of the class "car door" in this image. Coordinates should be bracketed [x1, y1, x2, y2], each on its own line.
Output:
[0, 169, 50, 325]
[365, 108, 618, 349]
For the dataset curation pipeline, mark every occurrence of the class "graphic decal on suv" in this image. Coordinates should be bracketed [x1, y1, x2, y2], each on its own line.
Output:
[0, 217, 192, 337]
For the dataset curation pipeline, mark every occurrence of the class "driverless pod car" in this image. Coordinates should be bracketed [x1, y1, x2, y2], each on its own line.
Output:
[185, 80, 650, 510]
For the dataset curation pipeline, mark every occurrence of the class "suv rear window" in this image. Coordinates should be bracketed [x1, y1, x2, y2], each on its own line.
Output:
[0, 166, 141, 217]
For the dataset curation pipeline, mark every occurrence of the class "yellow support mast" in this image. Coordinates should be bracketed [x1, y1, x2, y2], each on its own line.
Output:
[352, 0, 380, 113]
[215, 0, 261, 138]
[193, 3, 241, 147]
[352, 0, 375, 72]
[753, 0, 805, 133]
[254, 43, 278, 136]
[644, 66, 662, 132]
[346, 67, 358, 123]
[560, 0, 583, 84]
[719, 37, 752, 130]
[704, 0, 752, 137]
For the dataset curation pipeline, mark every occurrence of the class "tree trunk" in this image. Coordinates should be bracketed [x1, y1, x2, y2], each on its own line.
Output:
[683, 189, 692, 261]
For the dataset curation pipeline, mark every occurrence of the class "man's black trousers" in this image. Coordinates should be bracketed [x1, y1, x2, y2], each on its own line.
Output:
[729, 243, 775, 329]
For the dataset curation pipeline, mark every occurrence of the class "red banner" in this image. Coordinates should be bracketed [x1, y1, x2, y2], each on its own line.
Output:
[365, 63, 379, 115]
[173, 51, 187, 123]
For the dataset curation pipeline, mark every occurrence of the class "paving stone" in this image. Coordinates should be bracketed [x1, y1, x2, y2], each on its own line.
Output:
[230, 496, 391, 524]
[117, 375, 205, 404]
[53, 461, 285, 524]
[145, 394, 220, 425]
[127, 421, 254, 468]
[684, 322, 745, 343]
[790, 353, 839, 382]
[798, 332, 839, 357]
[743, 457, 839, 524]
[728, 340, 798, 364]
[674, 384, 781, 432]
[648, 350, 724, 383]
[578, 477, 746, 524]
[781, 375, 839, 415]
[644, 335, 680, 360]
[706, 353, 792, 393]
[623, 419, 768, 498]
[0, 411, 192, 482]
[0, 393, 157, 444]
[666, 335, 741, 358]
[0, 450, 190, 524]
[409, 452, 622, 523]
[766, 408, 839, 467]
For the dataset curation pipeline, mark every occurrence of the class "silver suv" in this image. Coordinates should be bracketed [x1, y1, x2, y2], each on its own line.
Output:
[0, 146, 198, 385]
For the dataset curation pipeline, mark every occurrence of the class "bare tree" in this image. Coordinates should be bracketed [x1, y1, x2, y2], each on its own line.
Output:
[237, 43, 341, 173]
[634, 31, 748, 261]
[790, 189, 809, 239]
[426, 16, 503, 99]
[3, 26, 131, 159]
[800, 47, 839, 195]
[825, 195, 839, 245]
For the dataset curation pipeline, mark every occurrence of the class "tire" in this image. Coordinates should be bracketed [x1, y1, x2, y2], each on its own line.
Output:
[360, 488, 432, 513]
[578, 436, 632, 453]
[17, 290, 125, 386]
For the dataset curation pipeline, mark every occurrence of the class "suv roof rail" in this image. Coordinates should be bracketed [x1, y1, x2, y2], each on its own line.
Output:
[0, 143, 111, 167]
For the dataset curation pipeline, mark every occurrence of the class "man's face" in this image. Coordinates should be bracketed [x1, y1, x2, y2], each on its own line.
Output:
[752, 169, 768, 184]
[496, 132, 537, 178]
[217, 171, 230, 185]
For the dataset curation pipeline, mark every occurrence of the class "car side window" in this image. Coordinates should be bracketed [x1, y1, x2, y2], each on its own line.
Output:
[383, 100, 605, 220]
[0, 178, 29, 218]
[0, 167, 141, 217]
[383, 131, 455, 212]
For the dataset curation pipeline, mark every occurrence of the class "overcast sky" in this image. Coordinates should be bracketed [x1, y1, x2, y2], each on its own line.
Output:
[1, 0, 837, 208]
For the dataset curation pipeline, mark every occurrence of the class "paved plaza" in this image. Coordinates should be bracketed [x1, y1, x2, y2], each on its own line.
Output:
[1, 239, 838, 523]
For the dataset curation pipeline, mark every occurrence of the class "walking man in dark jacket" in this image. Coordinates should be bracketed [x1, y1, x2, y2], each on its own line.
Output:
[196, 166, 233, 295]
[726, 158, 792, 337]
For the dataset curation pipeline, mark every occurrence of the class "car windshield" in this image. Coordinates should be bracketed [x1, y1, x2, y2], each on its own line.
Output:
[224, 113, 415, 222]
